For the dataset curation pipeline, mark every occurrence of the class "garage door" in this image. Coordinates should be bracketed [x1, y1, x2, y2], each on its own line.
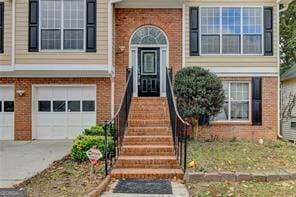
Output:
[34, 86, 96, 139]
[0, 86, 14, 140]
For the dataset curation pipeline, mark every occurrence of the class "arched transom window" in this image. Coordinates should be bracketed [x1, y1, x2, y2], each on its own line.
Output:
[131, 26, 167, 45]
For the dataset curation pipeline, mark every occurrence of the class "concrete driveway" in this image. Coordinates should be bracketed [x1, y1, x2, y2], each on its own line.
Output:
[0, 140, 72, 188]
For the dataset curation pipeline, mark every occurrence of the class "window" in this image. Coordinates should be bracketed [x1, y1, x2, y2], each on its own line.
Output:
[291, 121, 296, 129]
[215, 82, 250, 121]
[200, 7, 263, 55]
[53, 100, 66, 112]
[40, 0, 85, 51]
[38, 101, 51, 112]
[82, 100, 95, 112]
[4, 101, 14, 112]
[68, 101, 80, 112]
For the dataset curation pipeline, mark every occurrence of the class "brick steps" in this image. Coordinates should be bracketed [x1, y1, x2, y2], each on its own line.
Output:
[114, 156, 179, 169]
[111, 97, 183, 180]
[126, 127, 171, 136]
[111, 168, 184, 180]
[129, 112, 169, 119]
[128, 120, 170, 127]
[121, 145, 175, 156]
[124, 136, 173, 145]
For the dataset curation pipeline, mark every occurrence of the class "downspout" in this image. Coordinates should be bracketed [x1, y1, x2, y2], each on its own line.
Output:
[108, 0, 122, 117]
[11, 0, 15, 67]
[276, 0, 292, 138]
[182, 3, 186, 68]
[277, 1, 282, 138]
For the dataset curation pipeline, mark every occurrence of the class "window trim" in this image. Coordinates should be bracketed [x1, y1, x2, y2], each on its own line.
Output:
[38, 0, 87, 52]
[199, 6, 264, 56]
[214, 81, 252, 123]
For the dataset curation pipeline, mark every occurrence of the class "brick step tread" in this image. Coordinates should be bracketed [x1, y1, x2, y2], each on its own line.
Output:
[111, 168, 184, 179]
[124, 135, 172, 139]
[117, 155, 177, 160]
[129, 114, 169, 118]
[123, 145, 174, 148]
[126, 127, 171, 136]
[124, 136, 173, 145]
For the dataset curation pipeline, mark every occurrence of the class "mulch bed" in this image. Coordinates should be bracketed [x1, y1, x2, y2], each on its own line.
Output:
[16, 155, 105, 197]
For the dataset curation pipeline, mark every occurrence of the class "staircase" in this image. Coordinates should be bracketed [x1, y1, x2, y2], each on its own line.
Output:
[110, 97, 184, 179]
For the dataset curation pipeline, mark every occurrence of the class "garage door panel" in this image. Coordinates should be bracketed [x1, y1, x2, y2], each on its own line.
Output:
[81, 114, 96, 125]
[35, 86, 96, 139]
[52, 88, 67, 99]
[0, 86, 14, 140]
[37, 87, 53, 99]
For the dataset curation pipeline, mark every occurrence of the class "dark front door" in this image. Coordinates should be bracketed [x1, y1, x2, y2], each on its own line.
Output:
[138, 48, 160, 97]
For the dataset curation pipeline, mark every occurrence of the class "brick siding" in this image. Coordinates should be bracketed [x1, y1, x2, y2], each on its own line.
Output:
[0, 78, 111, 140]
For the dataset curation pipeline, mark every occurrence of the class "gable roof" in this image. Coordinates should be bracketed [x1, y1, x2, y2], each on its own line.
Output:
[281, 65, 296, 81]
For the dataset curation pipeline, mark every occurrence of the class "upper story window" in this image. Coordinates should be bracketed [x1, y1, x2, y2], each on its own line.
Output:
[40, 0, 85, 51]
[200, 7, 263, 55]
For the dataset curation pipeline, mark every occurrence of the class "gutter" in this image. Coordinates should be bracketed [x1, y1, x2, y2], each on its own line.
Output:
[11, 0, 15, 67]
[108, 0, 122, 117]
[276, 0, 293, 138]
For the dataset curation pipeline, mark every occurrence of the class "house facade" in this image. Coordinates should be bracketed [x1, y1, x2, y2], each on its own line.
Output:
[0, 0, 283, 141]
[281, 66, 296, 141]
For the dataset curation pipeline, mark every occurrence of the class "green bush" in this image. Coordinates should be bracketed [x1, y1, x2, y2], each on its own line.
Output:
[174, 67, 224, 140]
[71, 134, 114, 161]
[83, 124, 114, 136]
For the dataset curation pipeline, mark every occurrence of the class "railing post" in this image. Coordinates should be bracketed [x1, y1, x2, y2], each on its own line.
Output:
[184, 125, 188, 171]
[104, 122, 108, 176]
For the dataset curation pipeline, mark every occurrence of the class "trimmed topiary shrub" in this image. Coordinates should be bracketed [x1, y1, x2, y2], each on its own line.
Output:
[174, 67, 225, 140]
[71, 134, 114, 162]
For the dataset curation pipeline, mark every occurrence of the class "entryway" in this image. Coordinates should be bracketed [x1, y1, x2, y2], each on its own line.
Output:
[130, 25, 169, 97]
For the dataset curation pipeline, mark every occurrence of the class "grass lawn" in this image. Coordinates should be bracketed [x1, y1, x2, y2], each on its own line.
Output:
[17, 155, 105, 197]
[187, 181, 296, 197]
[187, 140, 296, 172]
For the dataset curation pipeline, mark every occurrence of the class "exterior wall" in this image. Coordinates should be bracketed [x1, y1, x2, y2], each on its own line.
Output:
[281, 78, 296, 140]
[184, 0, 278, 69]
[198, 77, 278, 141]
[115, 0, 182, 8]
[0, 0, 11, 66]
[114, 8, 182, 108]
[0, 78, 111, 140]
[14, 0, 108, 65]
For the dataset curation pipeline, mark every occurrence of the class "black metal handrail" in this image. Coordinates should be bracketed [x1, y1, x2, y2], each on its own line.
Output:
[166, 68, 190, 171]
[104, 68, 133, 175]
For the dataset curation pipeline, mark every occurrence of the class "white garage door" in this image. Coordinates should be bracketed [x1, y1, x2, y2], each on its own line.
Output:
[34, 86, 96, 139]
[0, 86, 14, 140]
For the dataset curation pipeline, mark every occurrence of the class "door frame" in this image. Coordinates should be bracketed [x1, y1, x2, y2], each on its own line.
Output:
[129, 26, 169, 97]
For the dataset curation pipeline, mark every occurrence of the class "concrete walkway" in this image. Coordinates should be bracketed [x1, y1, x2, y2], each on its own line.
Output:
[0, 140, 72, 188]
[102, 181, 189, 197]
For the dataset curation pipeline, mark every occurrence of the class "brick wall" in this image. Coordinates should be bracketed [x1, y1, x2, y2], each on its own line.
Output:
[0, 78, 111, 140]
[114, 8, 182, 109]
[197, 77, 278, 141]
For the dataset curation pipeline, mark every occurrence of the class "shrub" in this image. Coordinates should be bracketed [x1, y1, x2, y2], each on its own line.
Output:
[71, 134, 114, 162]
[83, 124, 114, 136]
[174, 67, 225, 140]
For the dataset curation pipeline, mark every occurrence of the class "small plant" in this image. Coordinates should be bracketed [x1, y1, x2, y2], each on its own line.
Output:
[174, 67, 225, 140]
[71, 134, 114, 161]
[83, 124, 114, 136]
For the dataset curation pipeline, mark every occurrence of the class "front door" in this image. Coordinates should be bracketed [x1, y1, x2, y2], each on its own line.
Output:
[138, 48, 160, 97]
